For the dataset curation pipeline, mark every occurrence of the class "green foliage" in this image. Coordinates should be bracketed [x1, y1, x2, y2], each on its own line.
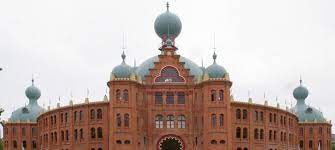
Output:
[332, 143, 335, 150]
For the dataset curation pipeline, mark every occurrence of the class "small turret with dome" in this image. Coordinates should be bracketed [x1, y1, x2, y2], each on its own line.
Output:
[111, 51, 133, 79]
[10, 79, 45, 122]
[292, 78, 326, 122]
[205, 51, 228, 79]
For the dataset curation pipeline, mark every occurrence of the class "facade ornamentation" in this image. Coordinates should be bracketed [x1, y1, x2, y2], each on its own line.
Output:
[2, 3, 332, 150]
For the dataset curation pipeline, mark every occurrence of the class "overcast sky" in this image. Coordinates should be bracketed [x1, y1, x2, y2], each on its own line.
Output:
[1, 0, 335, 136]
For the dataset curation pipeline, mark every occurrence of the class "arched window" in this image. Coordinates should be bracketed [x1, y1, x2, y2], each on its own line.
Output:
[13, 140, 17, 148]
[91, 128, 96, 139]
[243, 148, 248, 150]
[74, 111, 78, 121]
[210, 140, 217, 144]
[211, 90, 216, 101]
[167, 115, 174, 128]
[274, 131, 277, 141]
[177, 92, 185, 104]
[269, 113, 273, 122]
[166, 92, 174, 104]
[254, 111, 258, 121]
[116, 114, 122, 127]
[236, 109, 241, 119]
[54, 132, 57, 142]
[219, 140, 225, 144]
[123, 89, 129, 101]
[155, 92, 163, 104]
[242, 109, 248, 120]
[309, 140, 313, 148]
[219, 114, 224, 126]
[237, 148, 242, 150]
[219, 90, 224, 101]
[269, 130, 272, 140]
[273, 114, 277, 123]
[79, 111, 83, 121]
[177, 115, 186, 128]
[236, 127, 241, 138]
[98, 127, 103, 139]
[116, 140, 122, 144]
[74, 129, 78, 141]
[260, 129, 264, 139]
[116, 89, 121, 100]
[124, 114, 130, 127]
[309, 127, 313, 135]
[124, 140, 131, 144]
[299, 140, 304, 149]
[243, 128, 248, 139]
[155, 115, 164, 128]
[61, 131, 64, 141]
[90, 109, 95, 120]
[319, 127, 323, 135]
[80, 129, 83, 139]
[65, 112, 68, 123]
[98, 148, 102, 150]
[260, 111, 264, 121]
[211, 114, 216, 128]
[32, 140, 37, 148]
[66, 130, 69, 141]
[97, 109, 102, 119]
[22, 127, 26, 136]
[254, 129, 259, 139]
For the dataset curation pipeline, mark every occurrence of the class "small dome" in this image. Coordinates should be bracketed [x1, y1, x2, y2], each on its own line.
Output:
[111, 51, 133, 78]
[154, 3, 182, 40]
[206, 52, 227, 78]
[25, 80, 41, 100]
[293, 80, 309, 100]
[293, 105, 326, 122]
[10, 79, 45, 122]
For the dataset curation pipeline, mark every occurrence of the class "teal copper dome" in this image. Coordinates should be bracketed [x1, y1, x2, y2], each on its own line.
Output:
[154, 3, 182, 40]
[10, 79, 45, 122]
[135, 55, 203, 81]
[205, 52, 227, 78]
[111, 51, 133, 78]
[292, 79, 326, 122]
[293, 83, 309, 100]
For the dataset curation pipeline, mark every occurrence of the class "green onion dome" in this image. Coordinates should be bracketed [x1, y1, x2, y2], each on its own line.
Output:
[205, 52, 227, 78]
[154, 3, 182, 40]
[10, 79, 45, 122]
[111, 51, 133, 78]
[292, 79, 326, 122]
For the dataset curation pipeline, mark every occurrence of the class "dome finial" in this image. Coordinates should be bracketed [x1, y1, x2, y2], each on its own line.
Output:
[212, 51, 217, 63]
[121, 51, 126, 62]
[166, 2, 170, 11]
[31, 74, 35, 86]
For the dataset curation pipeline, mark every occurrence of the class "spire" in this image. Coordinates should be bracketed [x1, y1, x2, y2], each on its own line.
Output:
[166, 2, 170, 12]
[299, 75, 302, 86]
[31, 74, 35, 86]
[212, 33, 217, 63]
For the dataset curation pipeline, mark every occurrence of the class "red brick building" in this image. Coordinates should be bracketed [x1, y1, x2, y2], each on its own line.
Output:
[2, 3, 332, 150]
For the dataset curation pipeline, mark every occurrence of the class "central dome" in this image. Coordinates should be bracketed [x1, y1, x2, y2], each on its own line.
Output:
[154, 3, 182, 40]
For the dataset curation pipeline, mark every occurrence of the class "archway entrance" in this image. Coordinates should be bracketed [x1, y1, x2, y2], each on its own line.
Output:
[157, 135, 184, 150]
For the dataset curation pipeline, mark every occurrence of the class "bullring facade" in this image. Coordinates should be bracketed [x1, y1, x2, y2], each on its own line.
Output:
[2, 3, 332, 150]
